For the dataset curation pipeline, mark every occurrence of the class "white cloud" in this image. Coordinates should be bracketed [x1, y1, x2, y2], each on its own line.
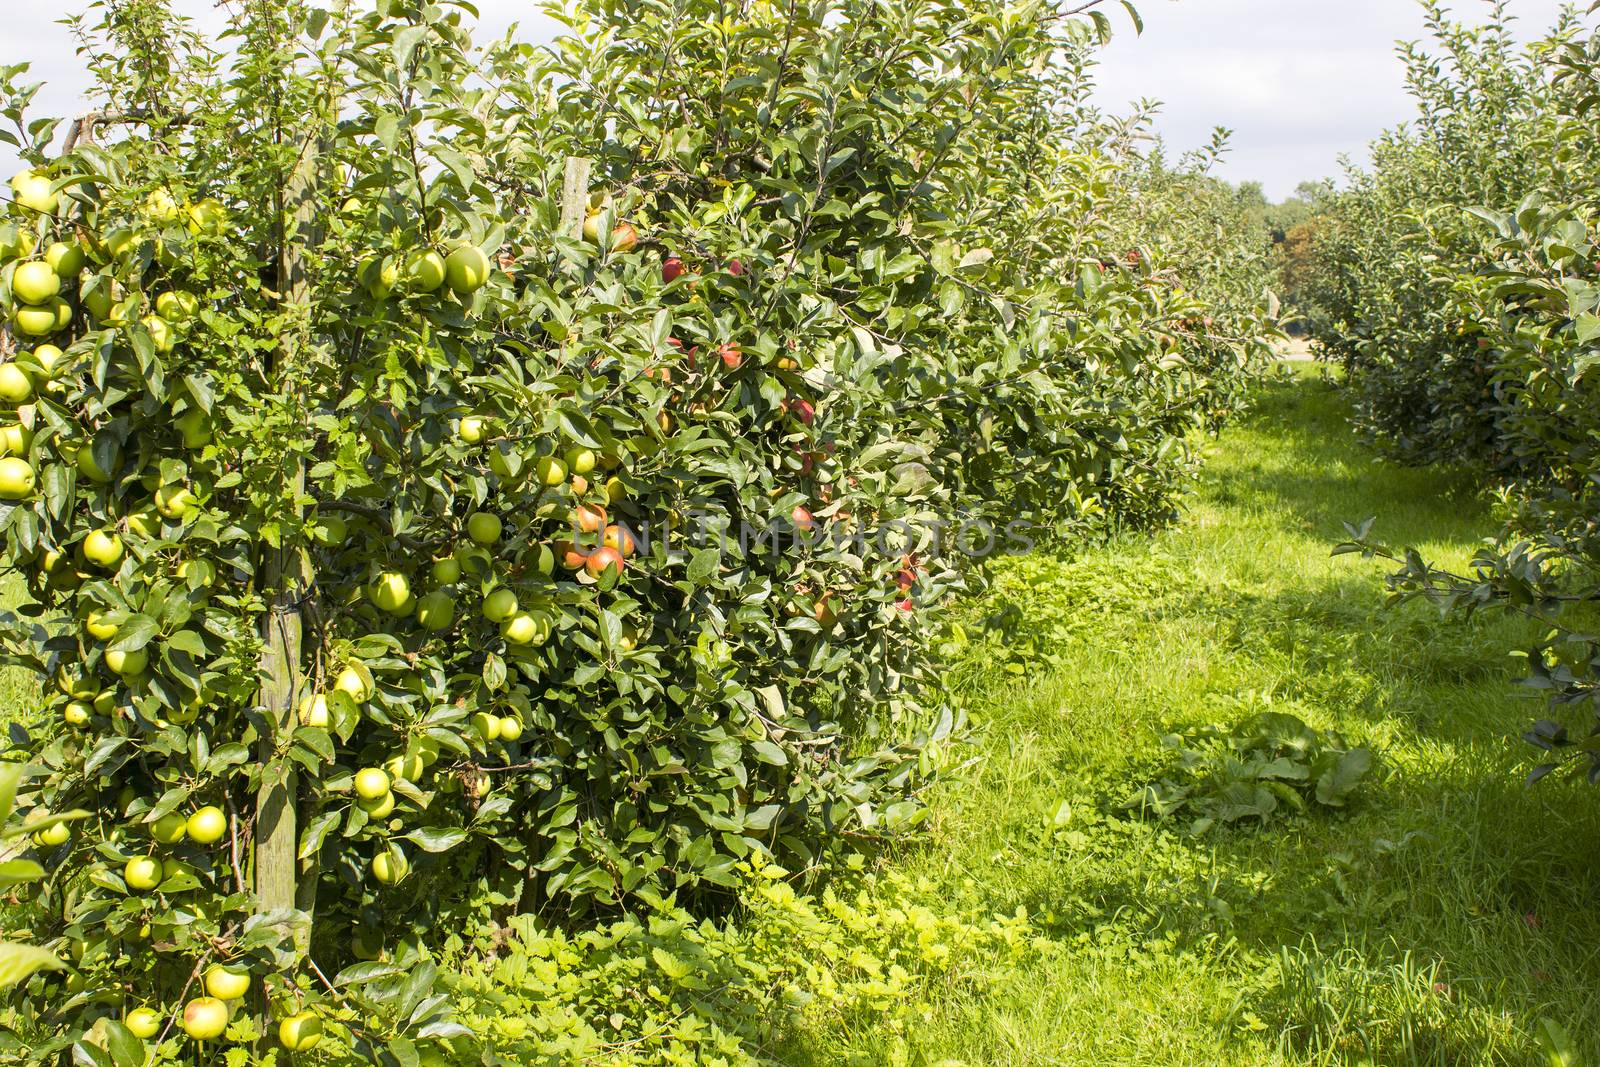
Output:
[0, 0, 1583, 199]
[1088, 0, 1581, 199]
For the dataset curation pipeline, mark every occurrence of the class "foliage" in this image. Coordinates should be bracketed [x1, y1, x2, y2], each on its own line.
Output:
[1315, 5, 1600, 791]
[1299, 1, 1599, 464]
[1121, 703, 1374, 833]
[0, 0, 1274, 1059]
[0, 763, 85, 993]
[439, 858, 1036, 1066]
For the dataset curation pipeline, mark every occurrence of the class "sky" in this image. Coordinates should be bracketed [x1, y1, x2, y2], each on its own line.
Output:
[0, 0, 1584, 201]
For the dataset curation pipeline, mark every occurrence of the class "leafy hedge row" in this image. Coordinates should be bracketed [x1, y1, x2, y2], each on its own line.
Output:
[1300, 1, 1600, 467]
[1307, 6, 1600, 787]
[0, 0, 1274, 1060]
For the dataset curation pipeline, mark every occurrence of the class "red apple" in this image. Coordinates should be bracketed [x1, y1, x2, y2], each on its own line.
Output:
[585, 545, 625, 580]
[662, 256, 685, 284]
[572, 503, 607, 535]
[603, 523, 637, 557]
[555, 540, 589, 570]
[717, 342, 742, 370]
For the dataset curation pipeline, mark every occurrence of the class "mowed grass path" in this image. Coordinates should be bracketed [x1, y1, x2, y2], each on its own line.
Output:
[788, 371, 1600, 1066]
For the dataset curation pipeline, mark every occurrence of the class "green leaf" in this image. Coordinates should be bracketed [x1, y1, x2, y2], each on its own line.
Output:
[1315, 748, 1373, 807]
[686, 548, 720, 584]
[0, 943, 62, 989]
[108, 614, 160, 653]
[0, 859, 45, 888]
[0, 763, 21, 826]
[404, 827, 467, 852]
[750, 740, 788, 766]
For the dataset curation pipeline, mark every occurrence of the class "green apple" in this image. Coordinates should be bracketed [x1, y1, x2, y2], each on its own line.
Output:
[0, 365, 32, 404]
[12, 172, 58, 214]
[85, 611, 118, 641]
[185, 198, 227, 236]
[482, 587, 517, 622]
[0, 423, 32, 455]
[127, 509, 161, 538]
[534, 455, 567, 486]
[1, 226, 34, 261]
[12, 261, 60, 305]
[488, 445, 521, 480]
[384, 752, 424, 781]
[186, 806, 227, 845]
[309, 513, 347, 546]
[56, 665, 97, 700]
[76, 441, 117, 483]
[176, 409, 212, 448]
[181, 996, 229, 1041]
[203, 964, 250, 1001]
[125, 1007, 162, 1040]
[125, 856, 162, 891]
[149, 811, 186, 845]
[83, 530, 124, 568]
[298, 692, 330, 727]
[370, 571, 411, 614]
[354, 767, 391, 800]
[278, 1012, 324, 1051]
[31, 344, 65, 378]
[35, 819, 71, 845]
[458, 416, 487, 444]
[44, 241, 85, 278]
[466, 511, 502, 545]
[143, 188, 179, 223]
[154, 485, 195, 520]
[334, 665, 371, 702]
[351, 928, 383, 961]
[406, 250, 446, 292]
[62, 701, 92, 727]
[360, 257, 400, 298]
[155, 290, 198, 323]
[500, 612, 539, 645]
[142, 315, 175, 354]
[564, 447, 597, 476]
[445, 244, 491, 294]
[82, 281, 113, 321]
[102, 228, 137, 261]
[370, 848, 409, 885]
[498, 716, 524, 741]
[12, 302, 61, 337]
[431, 555, 461, 584]
[472, 711, 502, 742]
[415, 590, 456, 631]
[106, 647, 149, 677]
[358, 791, 395, 818]
[0, 457, 35, 499]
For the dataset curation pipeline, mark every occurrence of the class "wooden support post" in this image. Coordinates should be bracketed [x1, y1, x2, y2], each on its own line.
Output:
[559, 155, 592, 238]
[255, 142, 321, 943]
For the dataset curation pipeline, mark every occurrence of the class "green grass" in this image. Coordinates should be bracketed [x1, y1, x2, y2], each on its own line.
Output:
[780, 371, 1600, 1066]
[0, 573, 38, 721]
